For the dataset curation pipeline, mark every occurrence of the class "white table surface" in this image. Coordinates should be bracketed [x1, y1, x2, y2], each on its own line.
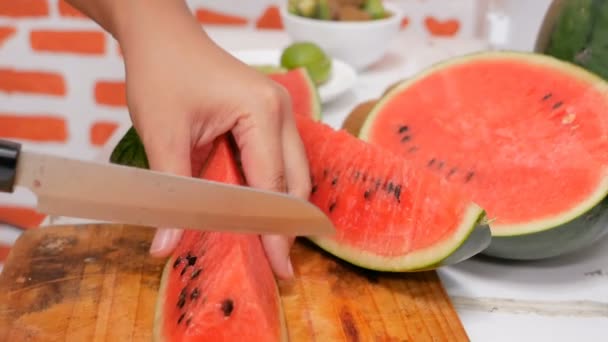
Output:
[44, 28, 608, 341]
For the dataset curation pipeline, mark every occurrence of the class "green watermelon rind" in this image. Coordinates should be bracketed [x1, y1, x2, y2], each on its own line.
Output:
[151, 255, 176, 342]
[297, 67, 323, 121]
[483, 195, 608, 259]
[307, 203, 486, 272]
[360, 50, 608, 260]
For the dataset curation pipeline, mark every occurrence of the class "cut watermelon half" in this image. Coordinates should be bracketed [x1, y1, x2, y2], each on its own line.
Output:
[294, 116, 485, 271]
[267, 67, 322, 121]
[110, 132, 287, 341]
[360, 51, 608, 260]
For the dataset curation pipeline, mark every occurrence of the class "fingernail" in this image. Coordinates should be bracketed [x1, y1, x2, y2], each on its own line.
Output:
[150, 228, 181, 255]
[286, 257, 294, 278]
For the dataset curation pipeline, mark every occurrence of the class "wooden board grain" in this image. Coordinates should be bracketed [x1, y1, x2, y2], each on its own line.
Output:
[0, 224, 469, 341]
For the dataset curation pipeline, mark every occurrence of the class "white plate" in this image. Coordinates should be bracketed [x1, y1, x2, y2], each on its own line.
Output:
[228, 49, 357, 104]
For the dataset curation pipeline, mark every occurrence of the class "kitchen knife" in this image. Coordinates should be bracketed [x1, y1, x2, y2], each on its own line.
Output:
[0, 139, 335, 236]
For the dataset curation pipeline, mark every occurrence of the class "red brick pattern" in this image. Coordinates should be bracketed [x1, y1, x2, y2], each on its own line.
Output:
[94, 81, 127, 107]
[255, 5, 283, 30]
[0, 26, 16, 46]
[0, 207, 46, 229]
[30, 30, 106, 55]
[0, 69, 66, 96]
[196, 8, 248, 26]
[0, 114, 68, 142]
[0, 0, 49, 17]
[90, 121, 119, 146]
[424, 16, 461, 37]
[57, 0, 85, 18]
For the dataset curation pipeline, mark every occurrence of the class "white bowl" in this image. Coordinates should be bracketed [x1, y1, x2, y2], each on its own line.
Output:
[280, 2, 403, 71]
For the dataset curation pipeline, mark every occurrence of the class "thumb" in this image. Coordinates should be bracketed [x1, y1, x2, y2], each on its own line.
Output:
[140, 127, 192, 257]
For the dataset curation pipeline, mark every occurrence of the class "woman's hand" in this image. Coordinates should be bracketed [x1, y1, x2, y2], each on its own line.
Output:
[67, 0, 311, 280]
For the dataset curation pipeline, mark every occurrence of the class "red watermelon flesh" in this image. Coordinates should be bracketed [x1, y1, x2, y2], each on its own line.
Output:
[268, 68, 322, 120]
[294, 116, 484, 271]
[360, 52, 608, 237]
[153, 137, 287, 342]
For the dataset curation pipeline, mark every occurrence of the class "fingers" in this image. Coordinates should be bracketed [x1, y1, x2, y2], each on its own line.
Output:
[232, 85, 302, 279]
[150, 228, 183, 257]
[281, 112, 312, 200]
[262, 235, 296, 279]
[139, 120, 192, 257]
[232, 86, 287, 192]
[260, 109, 312, 280]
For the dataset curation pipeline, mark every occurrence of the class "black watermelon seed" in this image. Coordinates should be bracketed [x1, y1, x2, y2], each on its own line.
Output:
[387, 182, 394, 193]
[191, 269, 202, 280]
[394, 185, 402, 202]
[553, 101, 563, 110]
[221, 299, 234, 317]
[191, 288, 200, 300]
[398, 125, 409, 133]
[177, 313, 186, 324]
[542, 93, 552, 101]
[180, 266, 189, 276]
[447, 167, 457, 178]
[331, 177, 338, 186]
[364, 190, 372, 199]
[465, 171, 475, 183]
[177, 297, 186, 309]
[187, 256, 197, 266]
[311, 185, 318, 194]
[173, 257, 182, 269]
[177, 288, 187, 308]
[400, 135, 411, 143]
[428, 158, 436, 167]
[329, 202, 337, 212]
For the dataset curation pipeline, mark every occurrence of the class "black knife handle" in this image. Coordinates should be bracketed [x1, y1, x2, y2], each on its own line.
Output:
[0, 139, 21, 193]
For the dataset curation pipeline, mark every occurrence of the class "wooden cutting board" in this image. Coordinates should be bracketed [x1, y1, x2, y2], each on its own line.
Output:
[0, 224, 469, 341]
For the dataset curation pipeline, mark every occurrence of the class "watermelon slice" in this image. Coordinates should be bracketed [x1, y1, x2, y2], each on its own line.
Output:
[359, 51, 608, 260]
[110, 132, 287, 341]
[111, 112, 485, 274]
[293, 116, 485, 271]
[267, 67, 323, 121]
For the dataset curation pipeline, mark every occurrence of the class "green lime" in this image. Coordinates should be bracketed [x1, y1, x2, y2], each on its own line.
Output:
[280, 42, 332, 85]
[251, 64, 287, 74]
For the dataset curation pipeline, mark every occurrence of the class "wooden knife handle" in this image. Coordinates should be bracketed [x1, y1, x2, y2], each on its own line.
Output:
[0, 139, 20, 193]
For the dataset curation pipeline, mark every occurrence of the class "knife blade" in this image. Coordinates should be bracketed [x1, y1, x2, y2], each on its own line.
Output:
[0, 139, 335, 236]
